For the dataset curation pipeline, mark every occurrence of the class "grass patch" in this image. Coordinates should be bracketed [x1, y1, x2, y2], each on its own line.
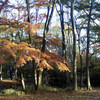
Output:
[65, 86, 73, 92]
[0, 88, 25, 96]
[39, 86, 60, 92]
[25, 85, 65, 94]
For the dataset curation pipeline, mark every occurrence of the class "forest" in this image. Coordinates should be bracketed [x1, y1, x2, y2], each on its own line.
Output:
[0, 0, 100, 99]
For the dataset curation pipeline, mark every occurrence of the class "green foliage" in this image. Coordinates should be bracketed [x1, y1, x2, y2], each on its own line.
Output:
[65, 86, 73, 92]
[39, 85, 59, 92]
[0, 88, 25, 96]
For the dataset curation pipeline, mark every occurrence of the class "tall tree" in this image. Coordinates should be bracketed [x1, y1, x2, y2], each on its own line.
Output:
[41, 0, 56, 52]
[76, 25, 83, 88]
[56, 0, 66, 58]
[71, 0, 77, 91]
[25, 0, 33, 44]
[25, 0, 40, 91]
[86, 0, 94, 90]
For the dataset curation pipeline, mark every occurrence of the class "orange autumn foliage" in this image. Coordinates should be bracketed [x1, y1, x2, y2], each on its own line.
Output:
[0, 39, 16, 64]
[24, 21, 42, 35]
[0, 39, 70, 72]
[44, 51, 71, 72]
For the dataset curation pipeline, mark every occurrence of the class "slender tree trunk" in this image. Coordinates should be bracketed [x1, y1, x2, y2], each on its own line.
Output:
[25, 0, 55, 91]
[66, 24, 71, 86]
[0, 64, 2, 80]
[86, 0, 94, 90]
[58, 1, 71, 86]
[56, 0, 66, 58]
[41, 0, 55, 52]
[36, 70, 42, 89]
[60, 4, 66, 58]
[71, 0, 77, 91]
[76, 27, 83, 88]
[80, 55, 83, 88]
[79, 39, 83, 88]
[41, 0, 55, 88]
[26, 0, 32, 43]
[32, 59, 37, 90]
[26, 0, 42, 91]
[40, 0, 55, 89]
[68, 23, 72, 63]
[21, 71, 25, 91]
[15, 66, 18, 80]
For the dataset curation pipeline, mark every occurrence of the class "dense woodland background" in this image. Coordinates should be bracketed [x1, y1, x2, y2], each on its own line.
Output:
[0, 0, 100, 94]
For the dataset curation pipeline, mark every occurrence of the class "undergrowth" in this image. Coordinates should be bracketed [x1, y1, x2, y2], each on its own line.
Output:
[0, 88, 25, 96]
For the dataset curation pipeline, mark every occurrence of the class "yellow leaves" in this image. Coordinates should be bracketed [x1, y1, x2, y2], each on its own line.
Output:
[13, 42, 30, 53]
[37, 51, 70, 72]
[0, 38, 70, 72]
[56, 62, 71, 72]
[16, 57, 26, 67]
[35, 24, 42, 29]
[39, 59, 53, 71]
[0, 39, 31, 65]
[24, 21, 42, 35]
[44, 51, 71, 72]
[0, 39, 17, 64]
[8, 42, 17, 48]
[0, 38, 8, 46]
[18, 42, 29, 47]
[22, 55, 32, 61]
[8, 28, 16, 33]
[0, 25, 9, 32]
[29, 48, 41, 59]
[1, 45, 16, 59]
[41, 52, 51, 59]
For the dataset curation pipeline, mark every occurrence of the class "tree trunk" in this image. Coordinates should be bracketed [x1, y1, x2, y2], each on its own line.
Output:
[41, 0, 55, 52]
[26, 0, 42, 91]
[25, 0, 33, 43]
[60, 5, 66, 58]
[86, 0, 94, 90]
[33, 60, 42, 91]
[71, 0, 77, 91]
[80, 55, 83, 88]
[40, 0, 55, 89]
[0, 64, 2, 80]
[32, 60, 37, 90]
[57, 0, 71, 86]
[21, 71, 25, 91]
[56, 0, 66, 58]
[76, 25, 83, 88]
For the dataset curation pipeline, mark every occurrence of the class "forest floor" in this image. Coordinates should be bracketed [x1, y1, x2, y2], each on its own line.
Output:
[0, 80, 100, 100]
[0, 88, 100, 100]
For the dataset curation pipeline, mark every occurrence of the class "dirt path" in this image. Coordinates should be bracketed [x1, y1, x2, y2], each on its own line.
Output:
[0, 90, 100, 100]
